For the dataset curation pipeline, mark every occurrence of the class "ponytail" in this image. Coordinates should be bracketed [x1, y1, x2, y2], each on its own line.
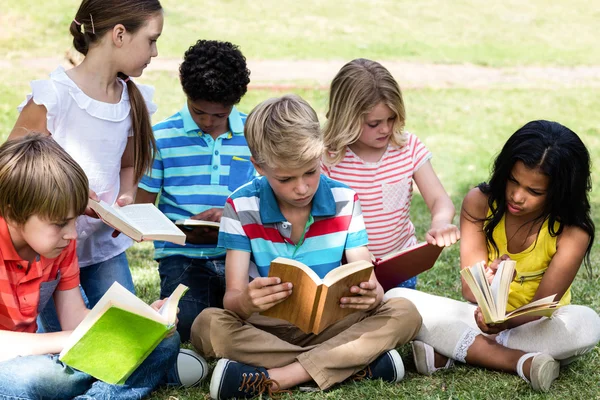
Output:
[119, 74, 156, 182]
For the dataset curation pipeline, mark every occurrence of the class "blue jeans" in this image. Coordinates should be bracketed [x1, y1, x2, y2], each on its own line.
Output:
[158, 256, 226, 342]
[397, 276, 417, 289]
[38, 252, 135, 333]
[0, 333, 180, 400]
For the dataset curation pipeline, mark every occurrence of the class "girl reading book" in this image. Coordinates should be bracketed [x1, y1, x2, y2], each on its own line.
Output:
[322, 58, 459, 289]
[10, 0, 162, 331]
[385, 120, 600, 391]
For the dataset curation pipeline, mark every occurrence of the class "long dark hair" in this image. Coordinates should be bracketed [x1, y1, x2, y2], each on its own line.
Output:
[69, 0, 162, 182]
[478, 120, 594, 276]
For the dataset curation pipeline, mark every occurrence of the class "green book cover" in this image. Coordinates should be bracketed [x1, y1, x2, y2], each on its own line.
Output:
[60, 307, 168, 384]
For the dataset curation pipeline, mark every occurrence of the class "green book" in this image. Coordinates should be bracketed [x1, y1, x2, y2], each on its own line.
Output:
[59, 282, 188, 384]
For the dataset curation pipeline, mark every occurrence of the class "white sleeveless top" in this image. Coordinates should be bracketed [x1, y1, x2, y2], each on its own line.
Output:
[18, 66, 157, 267]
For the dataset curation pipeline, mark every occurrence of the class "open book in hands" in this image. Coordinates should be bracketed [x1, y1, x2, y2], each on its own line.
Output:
[374, 242, 444, 291]
[59, 282, 188, 384]
[460, 260, 560, 324]
[260, 257, 374, 335]
[88, 199, 186, 245]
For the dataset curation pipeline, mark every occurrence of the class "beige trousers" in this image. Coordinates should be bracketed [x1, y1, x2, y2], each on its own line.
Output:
[190, 297, 421, 389]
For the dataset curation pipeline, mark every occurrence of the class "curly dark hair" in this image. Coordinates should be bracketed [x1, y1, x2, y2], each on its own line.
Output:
[179, 40, 250, 105]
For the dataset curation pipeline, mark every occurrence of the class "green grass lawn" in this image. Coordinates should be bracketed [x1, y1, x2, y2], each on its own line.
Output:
[2, 0, 600, 66]
[1, 0, 599, 398]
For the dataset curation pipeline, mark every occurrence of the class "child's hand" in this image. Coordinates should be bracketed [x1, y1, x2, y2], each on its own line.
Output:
[341, 277, 383, 311]
[426, 223, 460, 247]
[241, 277, 293, 315]
[182, 208, 223, 245]
[150, 299, 179, 337]
[84, 189, 100, 218]
[111, 194, 135, 238]
[474, 307, 509, 334]
[484, 254, 511, 284]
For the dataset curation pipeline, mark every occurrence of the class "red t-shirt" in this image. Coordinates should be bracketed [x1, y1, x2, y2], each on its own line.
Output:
[0, 217, 80, 332]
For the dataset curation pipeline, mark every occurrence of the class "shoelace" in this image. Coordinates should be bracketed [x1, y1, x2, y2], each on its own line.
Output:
[239, 372, 292, 398]
[352, 365, 373, 381]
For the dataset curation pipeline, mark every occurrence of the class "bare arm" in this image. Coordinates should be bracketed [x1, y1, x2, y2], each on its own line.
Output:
[55, 286, 90, 331]
[118, 137, 137, 205]
[459, 187, 491, 303]
[222, 250, 292, 320]
[9, 100, 50, 139]
[413, 161, 459, 247]
[135, 188, 158, 205]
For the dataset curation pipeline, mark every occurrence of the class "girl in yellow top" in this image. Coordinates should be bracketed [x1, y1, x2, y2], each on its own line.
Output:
[385, 120, 600, 392]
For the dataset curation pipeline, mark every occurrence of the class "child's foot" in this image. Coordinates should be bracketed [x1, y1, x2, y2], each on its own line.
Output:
[175, 349, 209, 387]
[516, 352, 560, 392]
[209, 358, 288, 399]
[353, 349, 405, 383]
[411, 340, 454, 376]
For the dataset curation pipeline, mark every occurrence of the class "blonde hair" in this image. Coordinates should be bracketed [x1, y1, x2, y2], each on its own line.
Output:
[245, 94, 324, 169]
[323, 58, 407, 166]
[0, 134, 89, 225]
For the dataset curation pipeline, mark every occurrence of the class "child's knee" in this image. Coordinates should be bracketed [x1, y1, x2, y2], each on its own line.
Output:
[190, 307, 237, 357]
[383, 297, 423, 338]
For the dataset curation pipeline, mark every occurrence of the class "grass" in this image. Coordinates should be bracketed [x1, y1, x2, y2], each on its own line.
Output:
[0, 0, 598, 398]
[2, 0, 600, 66]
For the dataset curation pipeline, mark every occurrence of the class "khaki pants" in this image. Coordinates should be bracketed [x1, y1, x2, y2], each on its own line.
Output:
[190, 297, 421, 389]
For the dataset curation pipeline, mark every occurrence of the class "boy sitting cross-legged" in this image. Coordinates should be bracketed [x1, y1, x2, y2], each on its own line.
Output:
[190, 95, 423, 399]
[0, 134, 206, 399]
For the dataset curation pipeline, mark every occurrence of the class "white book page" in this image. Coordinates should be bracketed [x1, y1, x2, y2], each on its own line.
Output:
[489, 262, 504, 306]
[117, 204, 181, 235]
[472, 262, 497, 319]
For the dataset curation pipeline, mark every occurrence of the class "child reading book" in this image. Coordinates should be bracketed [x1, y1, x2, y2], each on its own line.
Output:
[190, 95, 422, 399]
[136, 40, 253, 342]
[322, 59, 459, 289]
[385, 121, 600, 392]
[0, 135, 206, 398]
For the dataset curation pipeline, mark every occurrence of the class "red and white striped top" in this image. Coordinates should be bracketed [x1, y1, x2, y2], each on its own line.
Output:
[322, 132, 431, 258]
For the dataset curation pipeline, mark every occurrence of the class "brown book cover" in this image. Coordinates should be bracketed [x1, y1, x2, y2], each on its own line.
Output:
[374, 242, 443, 291]
[260, 257, 374, 335]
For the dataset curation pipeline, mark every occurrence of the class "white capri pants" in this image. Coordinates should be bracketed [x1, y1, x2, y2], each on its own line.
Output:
[385, 288, 600, 364]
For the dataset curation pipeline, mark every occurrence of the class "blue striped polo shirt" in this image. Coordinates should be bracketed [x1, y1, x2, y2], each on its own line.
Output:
[139, 104, 254, 259]
[218, 175, 369, 278]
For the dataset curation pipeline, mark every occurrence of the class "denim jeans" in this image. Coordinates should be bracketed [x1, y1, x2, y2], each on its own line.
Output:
[37, 252, 135, 333]
[397, 276, 417, 289]
[0, 333, 181, 400]
[158, 255, 226, 342]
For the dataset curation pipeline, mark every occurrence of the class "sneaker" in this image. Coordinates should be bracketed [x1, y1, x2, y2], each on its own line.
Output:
[209, 358, 287, 399]
[353, 349, 405, 383]
[412, 340, 454, 376]
[175, 349, 209, 388]
[517, 353, 560, 392]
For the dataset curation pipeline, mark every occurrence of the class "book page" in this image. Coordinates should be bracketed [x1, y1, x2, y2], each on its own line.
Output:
[157, 284, 189, 325]
[117, 204, 183, 236]
[460, 263, 496, 323]
[175, 219, 220, 229]
[472, 262, 497, 319]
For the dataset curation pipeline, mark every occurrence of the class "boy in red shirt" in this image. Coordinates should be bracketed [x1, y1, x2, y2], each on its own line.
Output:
[0, 135, 205, 399]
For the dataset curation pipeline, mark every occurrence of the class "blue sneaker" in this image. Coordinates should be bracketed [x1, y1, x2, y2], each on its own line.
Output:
[353, 349, 405, 383]
[210, 358, 287, 399]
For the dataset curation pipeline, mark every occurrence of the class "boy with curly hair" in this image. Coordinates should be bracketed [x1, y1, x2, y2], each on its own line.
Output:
[137, 40, 253, 342]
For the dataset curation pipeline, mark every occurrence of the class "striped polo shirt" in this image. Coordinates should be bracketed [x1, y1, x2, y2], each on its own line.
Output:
[139, 104, 254, 259]
[218, 174, 369, 278]
[322, 132, 432, 258]
[0, 217, 80, 333]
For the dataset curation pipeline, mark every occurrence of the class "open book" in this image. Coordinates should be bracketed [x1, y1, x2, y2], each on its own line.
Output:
[59, 282, 188, 384]
[174, 219, 220, 229]
[89, 200, 186, 245]
[260, 257, 373, 335]
[374, 242, 444, 291]
[460, 260, 560, 324]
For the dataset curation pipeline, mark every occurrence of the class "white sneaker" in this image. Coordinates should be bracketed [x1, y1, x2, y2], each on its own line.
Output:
[412, 340, 454, 376]
[176, 349, 209, 388]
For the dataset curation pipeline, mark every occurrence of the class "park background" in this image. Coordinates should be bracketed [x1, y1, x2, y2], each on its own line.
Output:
[1, 0, 599, 398]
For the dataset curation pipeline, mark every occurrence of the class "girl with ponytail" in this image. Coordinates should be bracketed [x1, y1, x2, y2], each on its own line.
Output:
[10, 0, 163, 331]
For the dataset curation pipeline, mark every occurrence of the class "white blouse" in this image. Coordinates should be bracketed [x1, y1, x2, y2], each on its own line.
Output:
[18, 66, 157, 267]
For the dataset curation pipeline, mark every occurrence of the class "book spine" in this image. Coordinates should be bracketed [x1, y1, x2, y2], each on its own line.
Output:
[309, 285, 325, 334]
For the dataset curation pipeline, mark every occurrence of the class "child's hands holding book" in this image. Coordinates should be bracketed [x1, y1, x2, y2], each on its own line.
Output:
[474, 306, 509, 334]
[485, 254, 512, 284]
[241, 277, 293, 315]
[426, 223, 460, 247]
[181, 208, 222, 245]
[150, 298, 178, 337]
[340, 273, 383, 311]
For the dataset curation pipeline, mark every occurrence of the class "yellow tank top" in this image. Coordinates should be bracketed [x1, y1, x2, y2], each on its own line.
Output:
[488, 212, 570, 311]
